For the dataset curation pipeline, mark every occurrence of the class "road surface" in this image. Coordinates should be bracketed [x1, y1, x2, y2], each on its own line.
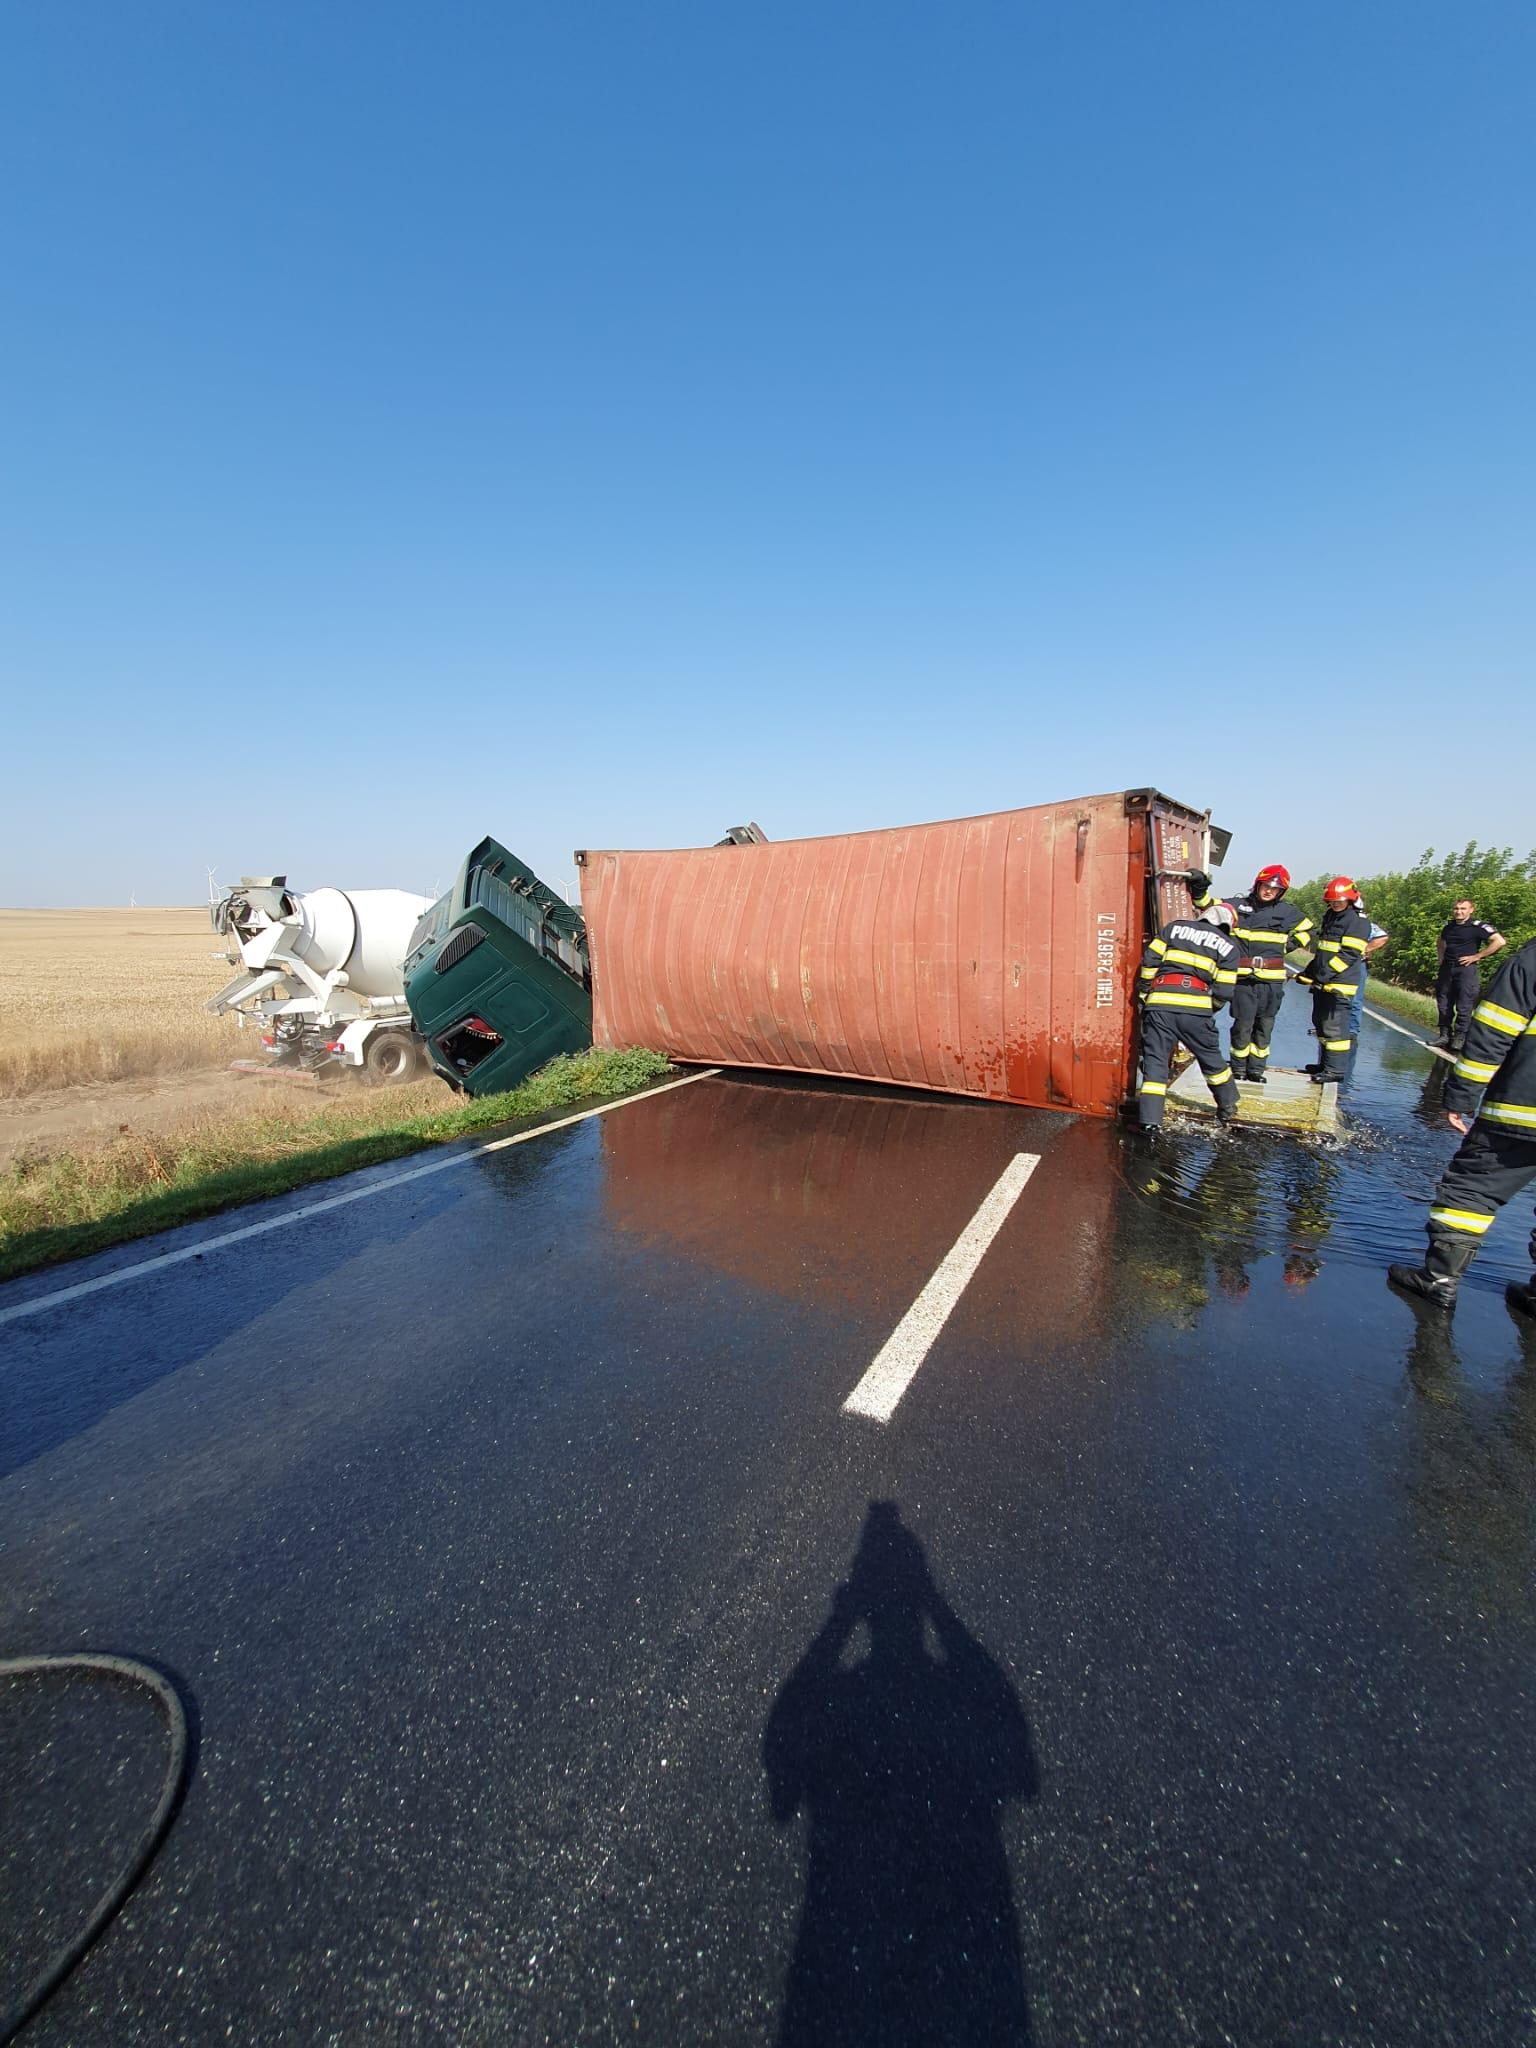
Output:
[3, 991, 1534, 2044]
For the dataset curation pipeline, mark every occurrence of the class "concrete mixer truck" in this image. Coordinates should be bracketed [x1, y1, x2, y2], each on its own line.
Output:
[208, 877, 434, 1083]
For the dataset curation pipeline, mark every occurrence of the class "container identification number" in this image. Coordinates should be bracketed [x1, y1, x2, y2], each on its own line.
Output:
[1095, 912, 1117, 1007]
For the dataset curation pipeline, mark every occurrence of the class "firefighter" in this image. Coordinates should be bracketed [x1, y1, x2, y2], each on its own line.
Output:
[1434, 898, 1505, 1051]
[1213, 862, 1314, 1084]
[1389, 936, 1536, 1317]
[1295, 877, 1371, 1082]
[1134, 900, 1242, 1137]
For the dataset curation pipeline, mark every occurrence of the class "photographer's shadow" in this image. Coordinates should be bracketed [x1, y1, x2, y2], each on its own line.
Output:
[764, 1502, 1038, 2047]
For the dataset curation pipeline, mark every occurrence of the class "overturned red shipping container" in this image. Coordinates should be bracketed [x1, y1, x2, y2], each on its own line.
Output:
[576, 789, 1222, 1118]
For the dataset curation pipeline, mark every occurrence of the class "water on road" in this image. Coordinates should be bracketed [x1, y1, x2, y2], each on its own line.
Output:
[2, 989, 1533, 2045]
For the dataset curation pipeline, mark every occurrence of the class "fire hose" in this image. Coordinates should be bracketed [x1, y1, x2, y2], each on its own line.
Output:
[1, 1655, 191, 2045]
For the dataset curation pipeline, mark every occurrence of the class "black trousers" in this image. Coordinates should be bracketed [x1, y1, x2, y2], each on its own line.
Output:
[1425, 1123, 1536, 1275]
[1435, 960, 1480, 1043]
[1228, 980, 1284, 1075]
[1311, 990, 1356, 1080]
[1137, 1007, 1238, 1128]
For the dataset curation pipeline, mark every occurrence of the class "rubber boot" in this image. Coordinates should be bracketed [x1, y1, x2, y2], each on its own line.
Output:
[1507, 1278, 1536, 1322]
[1388, 1236, 1479, 1311]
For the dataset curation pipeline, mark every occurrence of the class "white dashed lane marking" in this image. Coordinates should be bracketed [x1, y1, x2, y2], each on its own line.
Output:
[842, 1150, 1041, 1424]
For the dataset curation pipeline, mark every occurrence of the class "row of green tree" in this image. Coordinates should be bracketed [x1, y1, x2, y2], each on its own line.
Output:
[1288, 845, 1536, 993]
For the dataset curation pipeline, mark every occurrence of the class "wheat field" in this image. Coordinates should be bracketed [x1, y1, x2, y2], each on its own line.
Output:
[0, 906, 241, 1097]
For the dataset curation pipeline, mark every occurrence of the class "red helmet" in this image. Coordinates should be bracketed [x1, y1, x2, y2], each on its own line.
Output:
[1324, 876, 1358, 904]
[1253, 864, 1290, 891]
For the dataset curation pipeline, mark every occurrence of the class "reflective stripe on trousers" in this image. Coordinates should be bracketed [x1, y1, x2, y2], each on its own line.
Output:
[1138, 1007, 1239, 1128]
[1229, 981, 1283, 1069]
[1425, 1122, 1536, 1269]
[1310, 990, 1355, 1075]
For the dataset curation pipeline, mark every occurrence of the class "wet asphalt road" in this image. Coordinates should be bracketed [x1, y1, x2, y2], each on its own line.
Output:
[3, 992, 1536, 2046]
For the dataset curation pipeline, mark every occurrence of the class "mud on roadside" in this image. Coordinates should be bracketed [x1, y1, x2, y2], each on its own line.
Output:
[0, 1064, 345, 1168]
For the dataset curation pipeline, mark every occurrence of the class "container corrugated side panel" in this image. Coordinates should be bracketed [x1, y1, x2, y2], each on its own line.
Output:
[581, 793, 1152, 1115]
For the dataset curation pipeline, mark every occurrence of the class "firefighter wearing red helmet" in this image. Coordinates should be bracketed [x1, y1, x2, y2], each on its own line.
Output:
[1197, 862, 1314, 1085]
[1296, 878, 1372, 1083]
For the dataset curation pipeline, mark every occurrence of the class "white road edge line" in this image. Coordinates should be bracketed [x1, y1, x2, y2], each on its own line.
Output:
[1361, 1005, 1453, 1061]
[0, 1069, 721, 1330]
[842, 1150, 1040, 1425]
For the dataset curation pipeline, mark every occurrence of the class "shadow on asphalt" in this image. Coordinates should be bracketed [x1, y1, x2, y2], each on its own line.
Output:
[764, 1503, 1037, 2047]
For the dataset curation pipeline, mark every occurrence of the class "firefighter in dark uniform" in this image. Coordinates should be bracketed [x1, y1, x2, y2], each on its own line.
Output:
[1212, 862, 1314, 1084]
[1390, 936, 1536, 1317]
[1296, 877, 1371, 1082]
[1434, 899, 1505, 1051]
[1134, 901, 1241, 1135]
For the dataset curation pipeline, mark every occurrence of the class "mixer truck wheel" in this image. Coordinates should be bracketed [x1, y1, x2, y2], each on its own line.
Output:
[363, 1031, 421, 1087]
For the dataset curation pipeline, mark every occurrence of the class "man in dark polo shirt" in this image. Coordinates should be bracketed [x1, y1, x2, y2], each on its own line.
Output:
[1436, 899, 1506, 1050]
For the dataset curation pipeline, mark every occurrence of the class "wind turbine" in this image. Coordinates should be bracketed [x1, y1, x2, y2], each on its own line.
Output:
[207, 865, 220, 905]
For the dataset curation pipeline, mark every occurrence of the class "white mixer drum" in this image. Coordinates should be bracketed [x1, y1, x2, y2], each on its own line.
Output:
[288, 888, 433, 999]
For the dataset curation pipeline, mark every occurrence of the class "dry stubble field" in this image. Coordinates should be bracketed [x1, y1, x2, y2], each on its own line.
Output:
[0, 905, 237, 1098]
[0, 916, 667, 1284]
[0, 906, 667, 1281]
[0, 904, 444, 1262]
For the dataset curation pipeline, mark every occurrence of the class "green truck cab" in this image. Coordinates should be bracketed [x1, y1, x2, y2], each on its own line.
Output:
[403, 838, 593, 1095]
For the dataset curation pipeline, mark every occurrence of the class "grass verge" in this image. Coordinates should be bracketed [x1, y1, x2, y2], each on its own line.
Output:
[1363, 976, 1438, 1031]
[0, 1046, 673, 1283]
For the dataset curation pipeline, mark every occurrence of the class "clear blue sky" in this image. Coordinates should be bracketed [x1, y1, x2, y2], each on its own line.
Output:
[3, 2, 1531, 908]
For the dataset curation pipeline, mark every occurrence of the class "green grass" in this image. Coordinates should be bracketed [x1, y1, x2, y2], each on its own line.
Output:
[1362, 976, 1438, 1031]
[0, 1046, 674, 1282]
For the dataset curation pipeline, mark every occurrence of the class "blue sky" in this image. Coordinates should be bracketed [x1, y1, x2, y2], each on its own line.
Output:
[3, 2, 1531, 908]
